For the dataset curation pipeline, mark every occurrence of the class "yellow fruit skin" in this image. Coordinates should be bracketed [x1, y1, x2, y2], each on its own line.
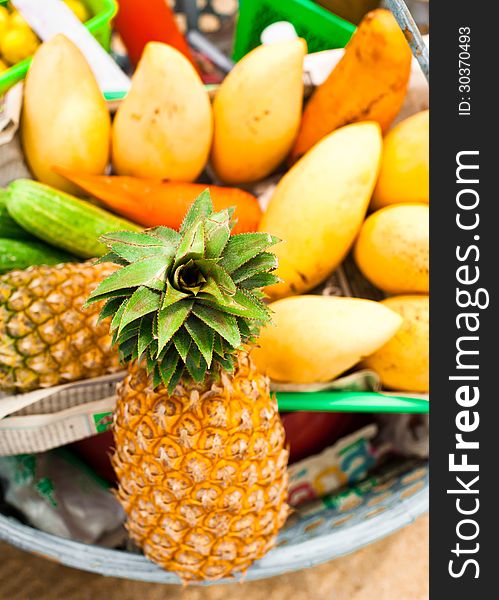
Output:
[363, 295, 429, 392]
[372, 110, 429, 209]
[64, 0, 90, 22]
[0, 7, 9, 46]
[260, 122, 382, 300]
[113, 352, 289, 582]
[211, 39, 306, 184]
[1, 26, 39, 65]
[8, 11, 30, 30]
[21, 35, 110, 194]
[354, 203, 429, 294]
[252, 295, 403, 384]
[112, 42, 213, 182]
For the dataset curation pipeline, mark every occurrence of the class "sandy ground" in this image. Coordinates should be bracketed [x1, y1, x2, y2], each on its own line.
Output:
[0, 514, 428, 600]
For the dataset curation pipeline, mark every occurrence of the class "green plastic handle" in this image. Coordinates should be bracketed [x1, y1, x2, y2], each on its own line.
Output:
[276, 391, 429, 414]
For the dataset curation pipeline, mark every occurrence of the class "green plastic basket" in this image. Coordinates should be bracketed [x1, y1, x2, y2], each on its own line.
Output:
[0, 0, 117, 97]
[233, 0, 356, 61]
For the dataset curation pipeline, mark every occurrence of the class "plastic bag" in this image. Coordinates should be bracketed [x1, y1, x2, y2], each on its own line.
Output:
[0, 449, 125, 545]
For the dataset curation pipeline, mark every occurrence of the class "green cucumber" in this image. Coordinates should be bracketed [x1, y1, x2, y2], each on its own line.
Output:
[0, 238, 75, 274]
[0, 189, 34, 239]
[6, 179, 141, 259]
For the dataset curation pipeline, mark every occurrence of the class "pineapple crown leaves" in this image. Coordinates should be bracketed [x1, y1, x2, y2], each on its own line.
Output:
[86, 190, 280, 392]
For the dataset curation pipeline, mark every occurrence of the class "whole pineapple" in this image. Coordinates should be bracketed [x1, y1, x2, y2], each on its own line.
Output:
[87, 191, 289, 582]
[0, 261, 121, 393]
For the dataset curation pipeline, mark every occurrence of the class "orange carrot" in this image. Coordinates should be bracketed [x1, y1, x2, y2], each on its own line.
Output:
[53, 168, 262, 234]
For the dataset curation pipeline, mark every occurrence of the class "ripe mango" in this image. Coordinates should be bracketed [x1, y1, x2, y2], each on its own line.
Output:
[291, 9, 412, 163]
[21, 35, 110, 194]
[211, 38, 306, 184]
[252, 295, 403, 384]
[354, 203, 429, 294]
[112, 42, 212, 182]
[260, 122, 382, 300]
[363, 295, 429, 392]
[372, 110, 429, 209]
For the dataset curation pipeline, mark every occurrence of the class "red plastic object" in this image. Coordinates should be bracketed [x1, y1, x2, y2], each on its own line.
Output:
[281, 411, 356, 463]
[114, 0, 199, 70]
[69, 431, 117, 485]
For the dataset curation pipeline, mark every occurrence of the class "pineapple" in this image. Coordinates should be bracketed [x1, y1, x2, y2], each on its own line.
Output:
[0, 261, 120, 393]
[87, 191, 289, 582]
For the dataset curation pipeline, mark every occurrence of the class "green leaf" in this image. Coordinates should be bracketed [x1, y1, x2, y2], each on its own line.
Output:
[119, 336, 137, 362]
[239, 273, 280, 289]
[197, 278, 226, 305]
[158, 350, 180, 388]
[157, 300, 194, 353]
[185, 315, 214, 368]
[200, 288, 270, 321]
[237, 317, 254, 340]
[161, 282, 190, 310]
[216, 354, 235, 373]
[110, 240, 174, 264]
[85, 287, 136, 307]
[148, 338, 159, 358]
[95, 252, 129, 266]
[173, 327, 192, 362]
[185, 345, 208, 383]
[101, 230, 165, 247]
[175, 220, 205, 266]
[192, 304, 241, 348]
[157, 340, 173, 360]
[152, 366, 162, 388]
[98, 297, 125, 323]
[110, 297, 130, 332]
[137, 315, 155, 360]
[180, 189, 212, 234]
[196, 259, 236, 295]
[105, 228, 178, 264]
[167, 361, 185, 394]
[213, 334, 225, 357]
[118, 286, 161, 333]
[204, 210, 231, 258]
[220, 233, 280, 273]
[88, 257, 168, 300]
[112, 321, 139, 347]
[232, 252, 278, 283]
[145, 351, 156, 375]
[147, 226, 180, 245]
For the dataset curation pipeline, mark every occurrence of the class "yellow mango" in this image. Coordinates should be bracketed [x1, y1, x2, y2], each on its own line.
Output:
[260, 122, 382, 300]
[372, 110, 429, 209]
[354, 203, 429, 294]
[21, 35, 110, 194]
[0, 7, 9, 45]
[363, 295, 429, 392]
[211, 38, 306, 184]
[252, 295, 403, 384]
[112, 42, 212, 182]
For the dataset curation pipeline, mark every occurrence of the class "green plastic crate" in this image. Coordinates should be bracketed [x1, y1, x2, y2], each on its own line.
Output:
[233, 0, 356, 61]
[0, 0, 117, 97]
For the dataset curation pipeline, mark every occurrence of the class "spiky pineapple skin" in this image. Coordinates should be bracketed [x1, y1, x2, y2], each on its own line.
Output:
[113, 350, 289, 582]
[0, 262, 121, 393]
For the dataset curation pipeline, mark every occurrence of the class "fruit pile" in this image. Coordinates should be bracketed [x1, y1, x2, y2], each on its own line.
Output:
[0, 7, 429, 582]
[0, 0, 89, 71]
